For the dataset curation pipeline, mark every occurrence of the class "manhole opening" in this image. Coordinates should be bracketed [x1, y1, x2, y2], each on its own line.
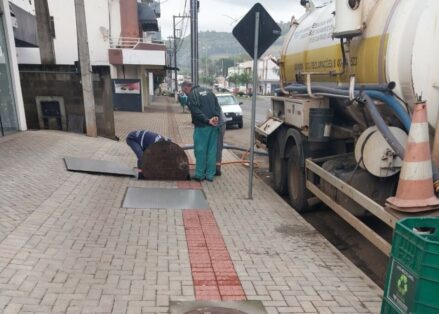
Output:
[184, 308, 248, 314]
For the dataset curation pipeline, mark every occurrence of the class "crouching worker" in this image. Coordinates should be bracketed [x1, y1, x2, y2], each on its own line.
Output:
[126, 130, 171, 169]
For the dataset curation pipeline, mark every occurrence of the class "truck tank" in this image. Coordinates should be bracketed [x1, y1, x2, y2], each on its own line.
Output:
[255, 0, 439, 257]
[280, 0, 439, 128]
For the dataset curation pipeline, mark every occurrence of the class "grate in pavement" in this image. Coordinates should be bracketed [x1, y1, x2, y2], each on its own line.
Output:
[122, 187, 208, 209]
[170, 301, 266, 314]
[184, 308, 247, 314]
[64, 157, 136, 177]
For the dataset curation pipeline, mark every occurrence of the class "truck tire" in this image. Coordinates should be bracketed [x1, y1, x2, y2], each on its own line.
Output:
[287, 146, 310, 212]
[272, 139, 288, 195]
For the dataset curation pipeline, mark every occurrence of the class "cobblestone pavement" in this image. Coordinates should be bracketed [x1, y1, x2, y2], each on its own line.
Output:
[0, 97, 383, 313]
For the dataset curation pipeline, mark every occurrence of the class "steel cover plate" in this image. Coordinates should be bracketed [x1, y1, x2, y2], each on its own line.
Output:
[122, 187, 208, 209]
[170, 301, 266, 314]
[184, 308, 247, 314]
[64, 157, 136, 177]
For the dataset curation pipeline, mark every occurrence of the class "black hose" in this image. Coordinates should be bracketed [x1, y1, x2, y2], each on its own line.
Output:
[360, 93, 439, 186]
[283, 84, 412, 131]
[361, 92, 405, 159]
[180, 144, 268, 156]
[282, 84, 439, 187]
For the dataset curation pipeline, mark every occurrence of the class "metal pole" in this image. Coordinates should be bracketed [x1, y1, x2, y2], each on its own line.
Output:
[173, 16, 179, 98]
[205, 48, 208, 76]
[190, 0, 195, 83]
[195, 2, 199, 85]
[0, 112, 4, 136]
[35, 0, 56, 64]
[190, 0, 199, 85]
[166, 37, 172, 88]
[74, 0, 97, 137]
[248, 11, 260, 199]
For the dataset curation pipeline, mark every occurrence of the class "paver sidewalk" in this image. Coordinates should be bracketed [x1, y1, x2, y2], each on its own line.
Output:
[0, 97, 383, 313]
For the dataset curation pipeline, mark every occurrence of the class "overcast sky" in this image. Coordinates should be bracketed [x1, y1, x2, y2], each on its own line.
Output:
[159, 0, 313, 39]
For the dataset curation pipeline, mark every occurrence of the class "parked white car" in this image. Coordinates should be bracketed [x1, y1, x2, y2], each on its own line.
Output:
[216, 94, 243, 128]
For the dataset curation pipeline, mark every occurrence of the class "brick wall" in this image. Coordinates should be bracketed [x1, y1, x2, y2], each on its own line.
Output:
[120, 0, 140, 38]
[19, 64, 116, 139]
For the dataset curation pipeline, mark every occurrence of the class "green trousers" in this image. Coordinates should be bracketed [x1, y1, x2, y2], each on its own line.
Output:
[193, 126, 219, 180]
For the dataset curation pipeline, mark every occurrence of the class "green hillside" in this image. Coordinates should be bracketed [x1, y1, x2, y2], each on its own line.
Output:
[175, 21, 291, 74]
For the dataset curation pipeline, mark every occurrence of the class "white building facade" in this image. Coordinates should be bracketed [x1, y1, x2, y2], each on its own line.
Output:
[258, 56, 280, 95]
[13, 0, 166, 109]
[227, 57, 280, 95]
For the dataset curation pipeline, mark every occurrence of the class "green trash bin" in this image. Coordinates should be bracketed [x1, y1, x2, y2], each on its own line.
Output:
[382, 218, 439, 314]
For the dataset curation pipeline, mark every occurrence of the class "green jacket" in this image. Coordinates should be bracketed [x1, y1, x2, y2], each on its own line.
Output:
[187, 86, 221, 127]
[178, 94, 187, 106]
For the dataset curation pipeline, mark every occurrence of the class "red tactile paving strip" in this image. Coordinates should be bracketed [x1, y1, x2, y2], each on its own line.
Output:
[183, 210, 246, 301]
[176, 181, 202, 190]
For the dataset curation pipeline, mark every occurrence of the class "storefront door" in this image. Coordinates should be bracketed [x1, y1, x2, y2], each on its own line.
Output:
[0, 15, 18, 136]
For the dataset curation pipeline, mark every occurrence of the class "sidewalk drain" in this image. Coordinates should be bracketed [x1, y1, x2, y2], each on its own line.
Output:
[184, 308, 247, 314]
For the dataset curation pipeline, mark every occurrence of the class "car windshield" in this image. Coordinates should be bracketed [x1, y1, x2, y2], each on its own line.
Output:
[217, 95, 237, 106]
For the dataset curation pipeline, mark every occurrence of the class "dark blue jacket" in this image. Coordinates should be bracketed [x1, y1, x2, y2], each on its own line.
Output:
[127, 130, 170, 150]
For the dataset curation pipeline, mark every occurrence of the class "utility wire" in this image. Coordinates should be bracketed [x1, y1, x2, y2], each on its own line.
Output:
[175, 0, 190, 52]
[177, 18, 189, 51]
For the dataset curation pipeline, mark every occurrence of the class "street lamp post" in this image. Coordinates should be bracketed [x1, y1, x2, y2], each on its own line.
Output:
[205, 47, 208, 77]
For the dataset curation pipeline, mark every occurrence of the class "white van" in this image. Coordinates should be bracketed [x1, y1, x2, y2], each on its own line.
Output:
[216, 93, 243, 128]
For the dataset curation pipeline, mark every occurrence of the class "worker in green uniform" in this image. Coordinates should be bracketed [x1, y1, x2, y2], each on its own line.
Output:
[182, 81, 221, 182]
[178, 91, 188, 112]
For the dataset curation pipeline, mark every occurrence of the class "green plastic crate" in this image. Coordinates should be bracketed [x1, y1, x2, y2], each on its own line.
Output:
[382, 218, 439, 314]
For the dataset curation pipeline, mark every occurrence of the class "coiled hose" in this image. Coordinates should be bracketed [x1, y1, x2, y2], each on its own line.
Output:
[283, 84, 411, 131]
[360, 92, 405, 159]
[283, 84, 439, 186]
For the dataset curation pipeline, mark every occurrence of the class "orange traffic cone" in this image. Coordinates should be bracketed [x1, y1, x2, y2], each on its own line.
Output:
[386, 101, 439, 212]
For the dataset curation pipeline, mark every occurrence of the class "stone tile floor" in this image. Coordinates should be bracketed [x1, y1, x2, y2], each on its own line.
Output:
[0, 97, 383, 313]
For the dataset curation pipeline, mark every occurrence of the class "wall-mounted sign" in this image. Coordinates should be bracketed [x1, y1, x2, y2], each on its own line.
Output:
[112, 79, 142, 112]
[114, 81, 141, 94]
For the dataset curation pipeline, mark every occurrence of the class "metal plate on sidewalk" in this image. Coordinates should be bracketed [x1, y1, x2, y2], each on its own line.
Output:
[184, 308, 247, 314]
[170, 301, 266, 314]
[64, 157, 136, 177]
[122, 187, 208, 209]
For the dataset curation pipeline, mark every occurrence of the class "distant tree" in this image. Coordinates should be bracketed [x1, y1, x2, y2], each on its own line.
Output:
[215, 58, 235, 77]
[200, 75, 215, 86]
[227, 73, 240, 87]
[235, 54, 249, 63]
[238, 72, 252, 90]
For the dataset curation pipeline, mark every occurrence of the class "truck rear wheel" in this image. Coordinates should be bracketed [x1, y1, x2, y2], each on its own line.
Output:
[272, 140, 288, 195]
[287, 146, 310, 212]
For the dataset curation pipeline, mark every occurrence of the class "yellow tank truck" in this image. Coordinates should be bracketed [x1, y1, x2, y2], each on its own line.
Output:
[256, 0, 439, 255]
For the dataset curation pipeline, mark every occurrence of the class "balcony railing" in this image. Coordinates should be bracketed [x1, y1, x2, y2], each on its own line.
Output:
[109, 37, 166, 49]
[109, 37, 146, 49]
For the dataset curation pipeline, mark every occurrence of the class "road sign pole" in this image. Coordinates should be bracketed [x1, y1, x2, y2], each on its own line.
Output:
[232, 3, 281, 199]
[248, 11, 260, 200]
